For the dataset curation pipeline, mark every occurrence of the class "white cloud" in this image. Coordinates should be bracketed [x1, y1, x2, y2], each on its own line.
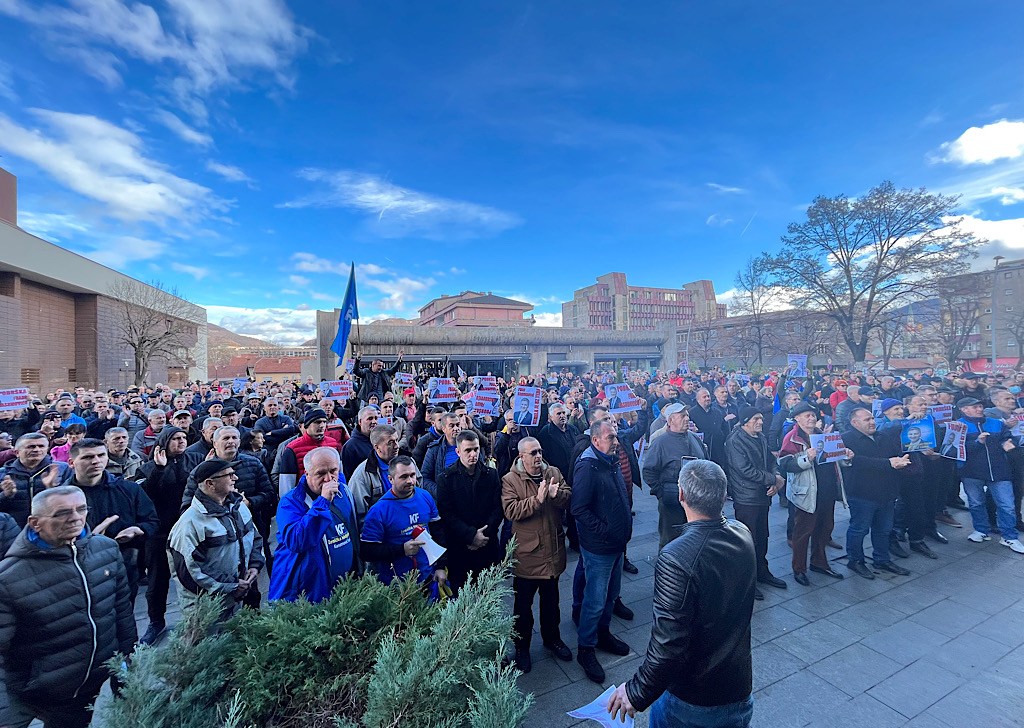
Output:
[0, 108, 221, 222]
[0, 0, 311, 115]
[206, 160, 253, 184]
[154, 109, 211, 147]
[992, 186, 1024, 205]
[309, 292, 336, 302]
[939, 119, 1024, 165]
[289, 252, 435, 312]
[280, 169, 522, 240]
[944, 214, 1024, 268]
[707, 182, 745, 194]
[533, 312, 562, 327]
[83, 235, 167, 267]
[203, 303, 316, 346]
[17, 210, 92, 241]
[288, 274, 310, 286]
[450, 266, 466, 275]
[170, 261, 210, 280]
[706, 213, 733, 227]
[0, 60, 16, 101]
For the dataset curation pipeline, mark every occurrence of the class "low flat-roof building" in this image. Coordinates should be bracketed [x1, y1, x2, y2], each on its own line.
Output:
[0, 167, 208, 392]
[315, 312, 676, 380]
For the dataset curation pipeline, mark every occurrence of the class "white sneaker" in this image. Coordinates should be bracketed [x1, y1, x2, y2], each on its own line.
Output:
[1000, 538, 1024, 554]
[967, 531, 991, 543]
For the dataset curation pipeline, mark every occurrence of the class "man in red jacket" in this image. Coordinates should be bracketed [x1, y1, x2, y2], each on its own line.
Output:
[277, 409, 341, 496]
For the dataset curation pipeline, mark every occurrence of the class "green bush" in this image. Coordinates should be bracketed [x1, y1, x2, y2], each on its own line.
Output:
[102, 554, 532, 728]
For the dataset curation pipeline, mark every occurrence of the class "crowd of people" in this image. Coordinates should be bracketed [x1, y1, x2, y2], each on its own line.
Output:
[1, 354, 1022, 727]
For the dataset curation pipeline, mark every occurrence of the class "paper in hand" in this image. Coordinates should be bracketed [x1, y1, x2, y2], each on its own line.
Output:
[410, 525, 446, 566]
[567, 684, 634, 727]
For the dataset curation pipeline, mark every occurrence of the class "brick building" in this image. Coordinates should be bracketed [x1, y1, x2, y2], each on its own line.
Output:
[561, 272, 727, 331]
[417, 291, 534, 327]
[0, 167, 208, 392]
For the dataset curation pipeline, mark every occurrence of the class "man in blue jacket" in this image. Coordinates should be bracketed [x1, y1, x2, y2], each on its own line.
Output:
[268, 447, 360, 602]
[570, 419, 632, 684]
[957, 397, 1023, 553]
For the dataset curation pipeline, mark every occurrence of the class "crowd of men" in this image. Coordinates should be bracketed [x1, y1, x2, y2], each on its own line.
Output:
[1, 356, 1023, 727]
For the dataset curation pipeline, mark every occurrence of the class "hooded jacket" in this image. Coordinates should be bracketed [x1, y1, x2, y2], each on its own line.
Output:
[501, 459, 569, 579]
[0, 456, 70, 526]
[0, 529, 137, 709]
[139, 426, 201, 535]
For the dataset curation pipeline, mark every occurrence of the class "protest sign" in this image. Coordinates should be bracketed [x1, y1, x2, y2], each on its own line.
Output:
[379, 415, 394, 426]
[604, 383, 642, 414]
[471, 392, 500, 418]
[1011, 417, 1024, 446]
[871, 399, 884, 418]
[427, 377, 458, 404]
[231, 377, 248, 394]
[809, 432, 848, 463]
[511, 386, 542, 426]
[319, 380, 354, 401]
[787, 354, 808, 378]
[395, 372, 414, 388]
[901, 416, 937, 452]
[0, 388, 30, 413]
[928, 404, 953, 426]
[472, 375, 498, 392]
[344, 359, 355, 374]
[940, 421, 967, 461]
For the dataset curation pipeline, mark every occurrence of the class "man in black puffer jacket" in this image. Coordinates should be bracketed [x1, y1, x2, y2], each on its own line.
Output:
[608, 460, 756, 727]
[0, 485, 137, 727]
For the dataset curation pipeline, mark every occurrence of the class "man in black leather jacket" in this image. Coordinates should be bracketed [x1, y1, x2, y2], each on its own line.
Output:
[608, 459, 756, 727]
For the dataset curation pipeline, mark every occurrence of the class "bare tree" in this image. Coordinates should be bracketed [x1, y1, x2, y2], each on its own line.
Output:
[925, 279, 986, 369]
[108, 279, 198, 386]
[872, 310, 905, 370]
[687, 313, 721, 369]
[730, 256, 785, 368]
[1004, 309, 1024, 368]
[776, 310, 839, 367]
[764, 181, 978, 365]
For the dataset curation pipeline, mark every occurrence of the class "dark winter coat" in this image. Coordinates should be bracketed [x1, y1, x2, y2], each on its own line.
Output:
[0, 457, 70, 526]
[725, 427, 778, 507]
[0, 529, 137, 708]
[571, 447, 632, 555]
[436, 461, 504, 575]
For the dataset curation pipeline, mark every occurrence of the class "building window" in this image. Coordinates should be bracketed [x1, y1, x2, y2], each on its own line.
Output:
[985, 324, 992, 331]
[1006, 271, 1013, 278]
[1006, 289, 1014, 295]
[68, 369, 77, 381]
[665, 293, 676, 301]
[1007, 306, 1015, 312]
[985, 308, 992, 314]
[814, 343, 829, 355]
[20, 368, 40, 384]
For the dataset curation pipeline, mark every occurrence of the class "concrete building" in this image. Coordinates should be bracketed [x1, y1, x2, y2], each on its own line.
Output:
[417, 291, 534, 327]
[0, 167, 208, 392]
[562, 272, 727, 331]
[315, 311, 676, 380]
[945, 258, 1024, 371]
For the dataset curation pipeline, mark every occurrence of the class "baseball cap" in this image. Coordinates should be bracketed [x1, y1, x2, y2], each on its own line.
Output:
[171, 410, 192, 419]
[956, 397, 982, 408]
[661, 403, 686, 418]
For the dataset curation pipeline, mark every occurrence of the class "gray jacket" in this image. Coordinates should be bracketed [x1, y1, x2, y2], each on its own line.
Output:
[641, 429, 707, 499]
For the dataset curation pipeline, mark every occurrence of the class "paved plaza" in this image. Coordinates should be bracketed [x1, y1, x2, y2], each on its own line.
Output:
[518, 490, 1024, 728]
[93, 483, 1023, 728]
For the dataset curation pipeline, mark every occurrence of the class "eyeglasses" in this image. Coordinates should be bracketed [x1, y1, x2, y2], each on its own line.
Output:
[527, 449, 543, 456]
[208, 471, 237, 481]
[43, 505, 89, 520]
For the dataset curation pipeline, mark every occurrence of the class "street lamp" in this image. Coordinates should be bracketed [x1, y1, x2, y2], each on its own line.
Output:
[992, 255, 1005, 373]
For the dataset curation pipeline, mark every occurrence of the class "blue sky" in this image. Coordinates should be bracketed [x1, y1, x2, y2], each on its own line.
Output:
[1, 1, 1023, 344]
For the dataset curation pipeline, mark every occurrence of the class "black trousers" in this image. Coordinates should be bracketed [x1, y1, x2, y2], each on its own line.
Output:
[146, 535, 172, 625]
[6, 675, 105, 728]
[732, 503, 770, 579]
[893, 477, 929, 543]
[512, 576, 562, 648]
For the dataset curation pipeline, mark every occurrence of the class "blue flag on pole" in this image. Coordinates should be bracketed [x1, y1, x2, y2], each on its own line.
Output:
[330, 264, 359, 366]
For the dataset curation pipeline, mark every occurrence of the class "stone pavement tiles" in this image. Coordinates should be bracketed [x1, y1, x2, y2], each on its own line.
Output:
[87, 486, 1022, 728]
[515, 491, 1024, 728]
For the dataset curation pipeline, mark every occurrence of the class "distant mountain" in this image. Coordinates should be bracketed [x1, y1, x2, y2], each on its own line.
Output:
[207, 323, 278, 350]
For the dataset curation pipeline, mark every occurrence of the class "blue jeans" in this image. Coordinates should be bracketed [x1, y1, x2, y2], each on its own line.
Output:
[846, 497, 895, 566]
[576, 548, 622, 648]
[962, 478, 1019, 540]
[651, 692, 753, 728]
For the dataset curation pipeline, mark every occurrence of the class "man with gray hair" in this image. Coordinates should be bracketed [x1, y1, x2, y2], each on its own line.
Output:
[0, 485, 137, 727]
[608, 460, 757, 727]
[184, 416, 223, 459]
[342, 406, 380, 481]
[349, 424, 406, 525]
[104, 426, 144, 480]
[835, 385, 872, 434]
[0, 432, 67, 526]
[268, 447, 360, 602]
